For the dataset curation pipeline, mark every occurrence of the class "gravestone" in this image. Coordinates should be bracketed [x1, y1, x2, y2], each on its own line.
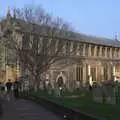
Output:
[76, 81, 80, 89]
[45, 80, 49, 89]
[47, 83, 52, 95]
[48, 88, 52, 95]
[93, 85, 103, 103]
[55, 87, 60, 96]
[24, 80, 30, 91]
[39, 81, 44, 90]
[115, 83, 120, 104]
[51, 80, 55, 89]
[102, 84, 116, 105]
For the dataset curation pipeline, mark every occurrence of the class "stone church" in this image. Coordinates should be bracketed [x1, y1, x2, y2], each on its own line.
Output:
[0, 10, 120, 90]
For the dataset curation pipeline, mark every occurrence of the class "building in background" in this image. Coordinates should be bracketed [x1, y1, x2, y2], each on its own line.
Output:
[0, 10, 120, 89]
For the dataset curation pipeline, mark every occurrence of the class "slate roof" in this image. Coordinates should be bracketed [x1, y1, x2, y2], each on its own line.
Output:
[3, 18, 120, 47]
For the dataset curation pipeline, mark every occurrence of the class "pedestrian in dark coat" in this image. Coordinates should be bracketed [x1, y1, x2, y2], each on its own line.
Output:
[13, 79, 21, 99]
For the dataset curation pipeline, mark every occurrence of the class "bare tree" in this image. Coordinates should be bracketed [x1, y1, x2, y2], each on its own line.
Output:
[1, 5, 76, 90]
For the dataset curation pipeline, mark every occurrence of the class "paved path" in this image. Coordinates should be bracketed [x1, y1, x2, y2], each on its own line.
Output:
[1, 98, 63, 120]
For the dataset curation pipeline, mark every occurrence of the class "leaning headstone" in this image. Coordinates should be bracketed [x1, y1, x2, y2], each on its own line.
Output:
[93, 85, 103, 103]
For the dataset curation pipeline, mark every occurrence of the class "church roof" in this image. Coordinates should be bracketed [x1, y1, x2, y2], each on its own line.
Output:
[74, 33, 120, 47]
[2, 18, 120, 47]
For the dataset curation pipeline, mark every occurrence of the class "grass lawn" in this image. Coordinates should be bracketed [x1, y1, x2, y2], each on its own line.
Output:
[30, 90, 120, 120]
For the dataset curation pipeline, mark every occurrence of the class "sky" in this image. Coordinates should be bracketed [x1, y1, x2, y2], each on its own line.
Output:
[0, 0, 120, 39]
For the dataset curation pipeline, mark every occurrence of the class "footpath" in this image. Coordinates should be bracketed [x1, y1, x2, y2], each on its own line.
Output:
[1, 97, 63, 120]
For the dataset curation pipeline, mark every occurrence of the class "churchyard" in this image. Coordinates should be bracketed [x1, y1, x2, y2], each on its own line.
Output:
[29, 80, 120, 120]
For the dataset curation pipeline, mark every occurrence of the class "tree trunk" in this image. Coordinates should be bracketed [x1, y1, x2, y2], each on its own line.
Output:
[33, 75, 40, 92]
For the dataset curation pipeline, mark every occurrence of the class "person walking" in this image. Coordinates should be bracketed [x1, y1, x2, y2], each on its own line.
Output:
[89, 76, 93, 91]
[0, 82, 6, 117]
[0, 82, 3, 117]
[13, 79, 21, 99]
[57, 77, 64, 96]
[5, 79, 12, 101]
